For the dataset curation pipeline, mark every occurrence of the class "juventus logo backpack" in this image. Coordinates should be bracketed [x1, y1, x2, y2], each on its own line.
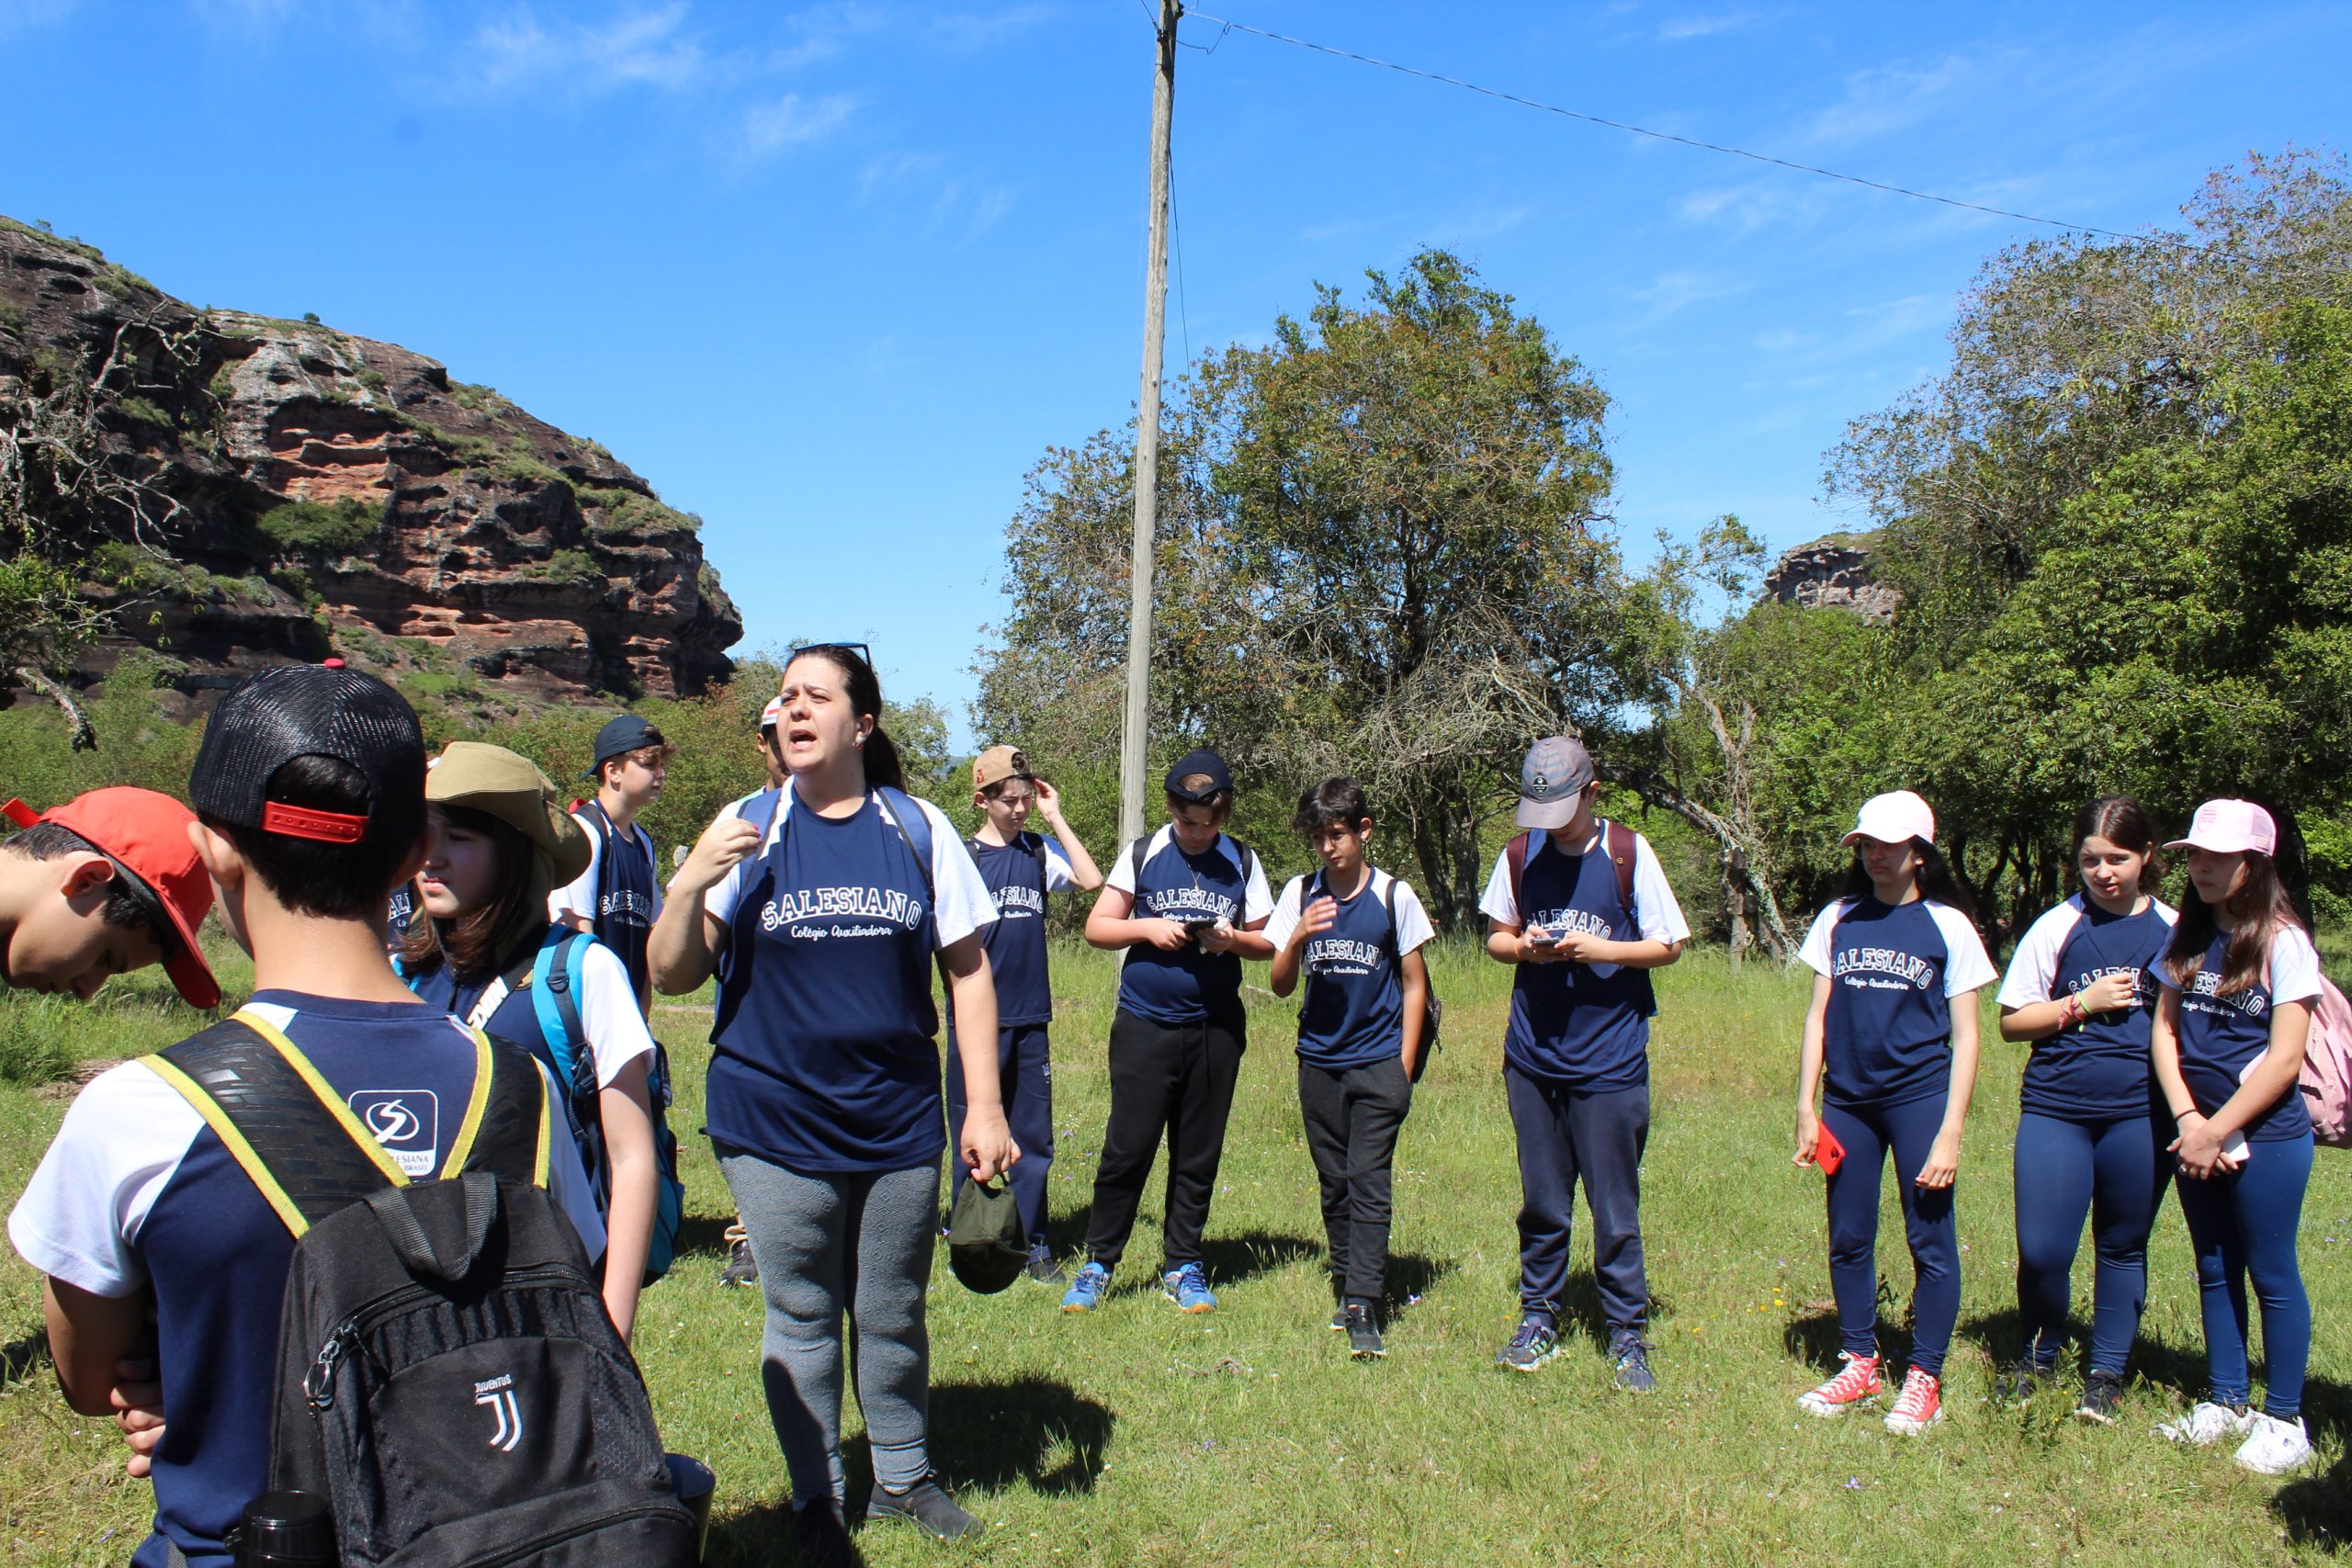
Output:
[145, 1009, 695, 1567]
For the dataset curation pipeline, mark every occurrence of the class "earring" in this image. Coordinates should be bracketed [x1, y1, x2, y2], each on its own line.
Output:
[855, 734, 866, 748]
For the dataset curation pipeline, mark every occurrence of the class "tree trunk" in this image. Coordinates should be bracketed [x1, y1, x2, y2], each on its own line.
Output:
[1593, 761, 1795, 961]
[13, 666, 96, 751]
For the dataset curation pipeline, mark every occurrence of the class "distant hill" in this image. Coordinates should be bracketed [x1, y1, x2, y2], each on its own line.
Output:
[0, 215, 740, 707]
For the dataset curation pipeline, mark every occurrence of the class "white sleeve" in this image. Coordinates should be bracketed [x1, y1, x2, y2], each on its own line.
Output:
[1105, 831, 1155, 896]
[6, 1061, 204, 1298]
[1797, 902, 1846, 977]
[1476, 847, 1519, 928]
[2267, 926, 2323, 1006]
[1263, 877, 1306, 952]
[1389, 879, 1437, 956]
[537, 1062, 606, 1261]
[922, 800, 999, 950]
[1996, 899, 2080, 1010]
[1240, 846, 1275, 924]
[574, 942, 657, 1089]
[549, 814, 602, 922]
[1628, 835, 1690, 944]
[1931, 904, 1999, 997]
[1042, 837, 1081, 894]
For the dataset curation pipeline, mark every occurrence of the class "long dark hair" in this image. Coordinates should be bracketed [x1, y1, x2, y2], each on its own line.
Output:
[2072, 795, 2164, 897]
[2163, 849, 2304, 997]
[788, 644, 905, 792]
[394, 805, 535, 981]
[1842, 837, 1976, 919]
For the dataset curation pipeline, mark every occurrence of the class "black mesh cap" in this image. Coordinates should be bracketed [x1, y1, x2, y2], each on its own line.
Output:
[189, 666, 427, 847]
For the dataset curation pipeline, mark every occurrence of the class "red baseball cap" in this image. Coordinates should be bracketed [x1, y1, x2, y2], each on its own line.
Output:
[3, 788, 220, 1009]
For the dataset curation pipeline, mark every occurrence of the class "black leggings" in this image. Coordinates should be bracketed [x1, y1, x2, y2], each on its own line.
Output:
[1083, 1005, 1244, 1272]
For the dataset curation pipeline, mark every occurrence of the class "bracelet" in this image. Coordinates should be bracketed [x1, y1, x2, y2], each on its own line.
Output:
[2173, 1108, 2197, 1123]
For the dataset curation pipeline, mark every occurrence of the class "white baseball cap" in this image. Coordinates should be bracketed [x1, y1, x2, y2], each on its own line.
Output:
[2165, 798, 2277, 858]
[1841, 789, 1936, 848]
[759, 695, 785, 732]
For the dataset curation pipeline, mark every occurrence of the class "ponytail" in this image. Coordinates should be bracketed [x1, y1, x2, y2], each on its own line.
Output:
[863, 727, 907, 793]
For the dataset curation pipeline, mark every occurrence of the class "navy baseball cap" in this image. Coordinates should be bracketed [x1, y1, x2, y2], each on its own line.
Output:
[586, 714, 666, 779]
[188, 665, 426, 849]
[1163, 749, 1233, 803]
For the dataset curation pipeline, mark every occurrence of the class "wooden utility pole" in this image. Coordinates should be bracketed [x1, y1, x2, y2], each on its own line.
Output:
[1118, 0, 1180, 852]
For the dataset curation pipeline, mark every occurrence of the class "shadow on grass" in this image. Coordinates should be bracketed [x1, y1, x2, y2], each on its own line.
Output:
[1782, 1292, 1914, 1375]
[924, 1377, 1114, 1495]
[1958, 1305, 2222, 1399]
[2277, 1380, 2352, 1551]
[1, 1331, 48, 1385]
[1385, 1252, 1457, 1319]
[676, 1212, 740, 1262]
[1199, 1230, 1324, 1287]
[706, 1498, 867, 1568]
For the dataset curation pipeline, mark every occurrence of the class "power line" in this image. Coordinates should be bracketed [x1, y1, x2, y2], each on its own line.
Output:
[1181, 9, 2201, 254]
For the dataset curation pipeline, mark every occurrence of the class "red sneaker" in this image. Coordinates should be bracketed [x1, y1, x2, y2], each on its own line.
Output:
[1884, 1367, 1944, 1435]
[1797, 1353, 1882, 1417]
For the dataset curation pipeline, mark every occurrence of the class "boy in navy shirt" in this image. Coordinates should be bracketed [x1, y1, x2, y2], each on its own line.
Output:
[552, 713, 671, 1012]
[1063, 749, 1273, 1314]
[1478, 736, 1688, 1390]
[10, 667, 603, 1568]
[948, 745, 1102, 1281]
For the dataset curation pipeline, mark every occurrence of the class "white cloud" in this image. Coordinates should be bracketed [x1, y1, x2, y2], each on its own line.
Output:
[1797, 55, 1977, 147]
[740, 91, 856, 156]
[464, 3, 709, 95]
[1628, 269, 1749, 319]
[1657, 11, 1763, 41]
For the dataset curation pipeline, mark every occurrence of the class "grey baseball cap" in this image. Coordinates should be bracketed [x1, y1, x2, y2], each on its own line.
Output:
[1515, 736, 1595, 829]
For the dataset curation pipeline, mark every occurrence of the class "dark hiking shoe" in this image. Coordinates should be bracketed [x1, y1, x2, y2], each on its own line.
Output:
[793, 1497, 854, 1568]
[718, 1222, 758, 1288]
[1329, 1305, 1350, 1332]
[1497, 1314, 1560, 1373]
[1345, 1299, 1385, 1359]
[865, 1475, 984, 1540]
[1024, 1240, 1065, 1284]
[1610, 1330, 1657, 1393]
[1996, 1359, 2052, 1404]
[2075, 1369, 2126, 1425]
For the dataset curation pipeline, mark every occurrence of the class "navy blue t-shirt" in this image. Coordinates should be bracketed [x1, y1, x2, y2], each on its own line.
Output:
[1497, 835, 1656, 1091]
[969, 831, 1075, 1029]
[707, 790, 991, 1174]
[574, 800, 659, 1000]
[1112, 828, 1272, 1026]
[2168, 928, 2320, 1144]
[2002, 896, 2175, 1122]
[1804, 897, 1996, 1111]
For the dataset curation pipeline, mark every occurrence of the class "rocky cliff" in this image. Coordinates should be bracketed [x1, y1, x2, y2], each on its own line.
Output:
[0, 216, 739, 705]
[1762, 533, 1898, 624]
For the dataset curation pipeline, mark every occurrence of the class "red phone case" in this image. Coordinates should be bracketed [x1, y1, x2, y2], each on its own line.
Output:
[1815, 1122, 1846, 1175]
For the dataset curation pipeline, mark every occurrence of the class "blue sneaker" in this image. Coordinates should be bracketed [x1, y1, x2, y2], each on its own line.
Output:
[1162, 1261, 1216, 1313]
[1498, 1314, 1561, 1372]
[1059, 1261, 1110, 1313]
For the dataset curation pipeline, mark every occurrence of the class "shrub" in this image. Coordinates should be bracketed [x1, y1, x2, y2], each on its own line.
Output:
[111, 394, 173, 428]
[256, 497, 383, 552]
[521, 548, 602, 583]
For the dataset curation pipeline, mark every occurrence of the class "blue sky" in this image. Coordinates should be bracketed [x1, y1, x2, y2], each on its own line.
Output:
[5, 1, 2346, 744]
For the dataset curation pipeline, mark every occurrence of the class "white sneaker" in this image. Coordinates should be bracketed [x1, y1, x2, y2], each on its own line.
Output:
[2155, 1401, 2254, 1447]
[2234, 1413, 2316, 1474]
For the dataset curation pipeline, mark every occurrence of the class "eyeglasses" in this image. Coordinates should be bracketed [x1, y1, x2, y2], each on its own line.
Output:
[786, 641, 872, 668]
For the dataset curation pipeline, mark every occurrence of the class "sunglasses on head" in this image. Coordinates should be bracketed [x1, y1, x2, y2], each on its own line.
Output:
[787, 641, 873, 668]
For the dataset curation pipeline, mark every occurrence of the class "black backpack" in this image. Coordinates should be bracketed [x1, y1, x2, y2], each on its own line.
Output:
[146, 1009, 695, 1568]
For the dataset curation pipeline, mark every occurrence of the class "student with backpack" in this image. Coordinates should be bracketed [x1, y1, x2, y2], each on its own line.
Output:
[1266, 777, 1433, 1360]
[1478, 737, 1688, 1392]
[1060, 748, 1274, 1316]
[553, 712, 672, 1012]
[396, 740, 675, 1340]
[7, 666, 673, 1568]
[1792, 790, 1996, 1436]
[2148, 799, 2321, 1475]
[949, 744, 1104, 1283]
[650, 642, 1016, 1563]
[1994, 796, 2177, 1423]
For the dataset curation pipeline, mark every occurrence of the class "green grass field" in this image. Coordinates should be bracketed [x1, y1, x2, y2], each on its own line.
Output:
[3, 942, 2348, 1565]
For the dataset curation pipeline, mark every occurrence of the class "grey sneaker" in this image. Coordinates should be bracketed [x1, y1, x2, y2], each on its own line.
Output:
[2075, 1369, 2125, 1425]
[1497, 1314, 1561, 1372]
[1609, 1330, 1656, 1393]
[865, 1474, 983, 1540]
[1344, 1299, 1385, 1359]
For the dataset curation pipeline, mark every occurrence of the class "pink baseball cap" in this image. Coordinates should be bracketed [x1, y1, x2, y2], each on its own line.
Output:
[1841, 789, 1937, 848]
[2165, 798, 2277, 857]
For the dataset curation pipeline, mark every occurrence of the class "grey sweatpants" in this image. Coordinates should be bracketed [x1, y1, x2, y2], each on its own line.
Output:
[718, 1150, 941, 1504]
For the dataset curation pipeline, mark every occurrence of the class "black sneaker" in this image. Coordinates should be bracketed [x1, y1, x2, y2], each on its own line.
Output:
[718, 1223, 758, 1289]
[1329, 1305, 1349, 1332]
[864, 1475, 983, 1541]
[793, 1497, 854, 1568]
[2075, 1368, 2125, 1425]
[1609, 1330, 1657, 1393]
[1344, 1299, 1385, 1359]
[1995, 1359, 2050, 1404]
[1024, 1240, 1065, 1284]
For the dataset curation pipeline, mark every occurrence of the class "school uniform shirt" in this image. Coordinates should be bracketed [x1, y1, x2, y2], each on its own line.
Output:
[1265, 867, 1436, 1070]
[968, 830, 1082, 1028]
[548, 802, 663, 998]
[2158, 923, 2323, 1143]
[6, 993, 605, 1568]
[1476, 825, 1690, 1090]
[1106, 825, 1277, 1025]
[702, 788, 996, 1174]
[1800, 897, 1997, 1111]
[1996, 895, 2178, 1122]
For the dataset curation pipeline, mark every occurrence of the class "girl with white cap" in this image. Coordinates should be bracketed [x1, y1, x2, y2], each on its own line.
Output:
[1791, 790, 1996, 1435]
[2148, 798, 2319, 1474]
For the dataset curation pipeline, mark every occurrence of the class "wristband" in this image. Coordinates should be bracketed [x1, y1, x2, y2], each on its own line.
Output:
[2173, 1108, 2196, 1123]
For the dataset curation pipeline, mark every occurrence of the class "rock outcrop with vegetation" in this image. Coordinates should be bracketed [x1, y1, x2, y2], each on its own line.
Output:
[0, 214, 739, 710]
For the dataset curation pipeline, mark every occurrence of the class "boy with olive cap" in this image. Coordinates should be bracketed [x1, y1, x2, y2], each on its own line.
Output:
[1063, 749, 1272, 1314]
[10, 665, 603, 1568]
[553, 713, 671, 1012]
[1477, 736, 1688, 1390]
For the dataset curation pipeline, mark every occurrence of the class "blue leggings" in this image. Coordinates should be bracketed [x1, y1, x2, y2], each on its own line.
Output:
[2173, 1133, 2313, 1418]
[1824, 1097, 1959, 1376]
[2013, 1111, 2169, 1376]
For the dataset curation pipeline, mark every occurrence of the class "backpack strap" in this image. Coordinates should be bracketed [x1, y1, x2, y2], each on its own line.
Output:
[1507, 830, 1534, 924]
[1128, 832, 1152, 891]
[526, 933, 597, 1102]
[876, 785, 938, 908]
[1603, 819, 1638, 925]
[1028, 830, 1051, 889]
[736, 785, 781, 839]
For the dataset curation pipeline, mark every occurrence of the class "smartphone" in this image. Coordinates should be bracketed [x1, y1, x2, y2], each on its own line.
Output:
[1815, 1122, 1846, 1176]
[1183, 919, 1219, 942]
[1526, 929, 1561, 948]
